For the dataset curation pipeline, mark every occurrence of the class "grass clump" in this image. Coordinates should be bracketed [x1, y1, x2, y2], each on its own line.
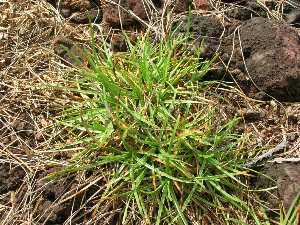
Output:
[50, 23, 263, 224]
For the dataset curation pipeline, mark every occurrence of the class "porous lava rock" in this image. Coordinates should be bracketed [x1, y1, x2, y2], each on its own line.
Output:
[254, 160, 300, 211]
[171, 14, 224, 59]
[234, 17, 300, 102]
[193, 0, 211, 11]
[53, 0, 102, 23]
[102, 0, 150, 26]
[53, 36, 84, 65]
[222, 0, 300, 27]
[224, 0, 268, 21]
[173, 14, 300, 102]
[170, 0, 193, 13]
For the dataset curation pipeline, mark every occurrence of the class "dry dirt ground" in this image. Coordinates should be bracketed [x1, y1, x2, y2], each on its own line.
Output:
[1, 0, 300, 224]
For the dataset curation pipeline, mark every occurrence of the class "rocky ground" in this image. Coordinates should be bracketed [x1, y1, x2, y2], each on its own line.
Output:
[1, 0, 300, 224]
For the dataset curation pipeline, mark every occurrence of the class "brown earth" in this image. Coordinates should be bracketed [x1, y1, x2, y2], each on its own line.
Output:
[1, 0, 300, 224]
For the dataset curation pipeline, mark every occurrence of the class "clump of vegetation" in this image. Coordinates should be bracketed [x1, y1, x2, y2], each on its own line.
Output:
[49, 21, 277, 224]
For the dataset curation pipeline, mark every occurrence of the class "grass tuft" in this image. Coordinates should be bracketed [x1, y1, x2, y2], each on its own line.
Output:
[49, 21, 263, 224]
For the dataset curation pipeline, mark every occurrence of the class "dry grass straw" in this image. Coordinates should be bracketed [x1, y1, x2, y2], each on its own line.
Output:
[0, 0, 89, 223]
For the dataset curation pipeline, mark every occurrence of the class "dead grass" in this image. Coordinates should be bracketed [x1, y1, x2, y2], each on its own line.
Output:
[0, 0, 81, 223]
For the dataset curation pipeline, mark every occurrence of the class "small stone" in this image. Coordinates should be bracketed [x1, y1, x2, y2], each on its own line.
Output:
[194, 0, 211, 11]
[255, 162, 300, 210]
[53, 36, 84, 65]
[54, 0, 102, 23]
[270, 100, 277, 108]
[171, 0, 193, 13]
[238, 17, 300, 102]
[35, 132, 45, 142]
[103, 0, 149, 26]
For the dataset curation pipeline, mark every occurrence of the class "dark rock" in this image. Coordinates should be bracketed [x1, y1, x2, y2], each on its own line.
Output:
[284, 9, 300, 26]
[172, 15, 224, 59]
[70, 7, 102, 23]
[193, 0, 211, 11]
[236, 17, 300, 102]
[170, 0, 193, 13]
[0, 163, 26, 194]
[172, 14, 300, 102]
[223, 0, 300, 28]
[225, 0, 268, 21]
[254, 160, 300, 211]
[53, 0, 102, 23]
[53, 36, 84, 65]
[281, 0, 300, 27]
[103, 0, 149, 26]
